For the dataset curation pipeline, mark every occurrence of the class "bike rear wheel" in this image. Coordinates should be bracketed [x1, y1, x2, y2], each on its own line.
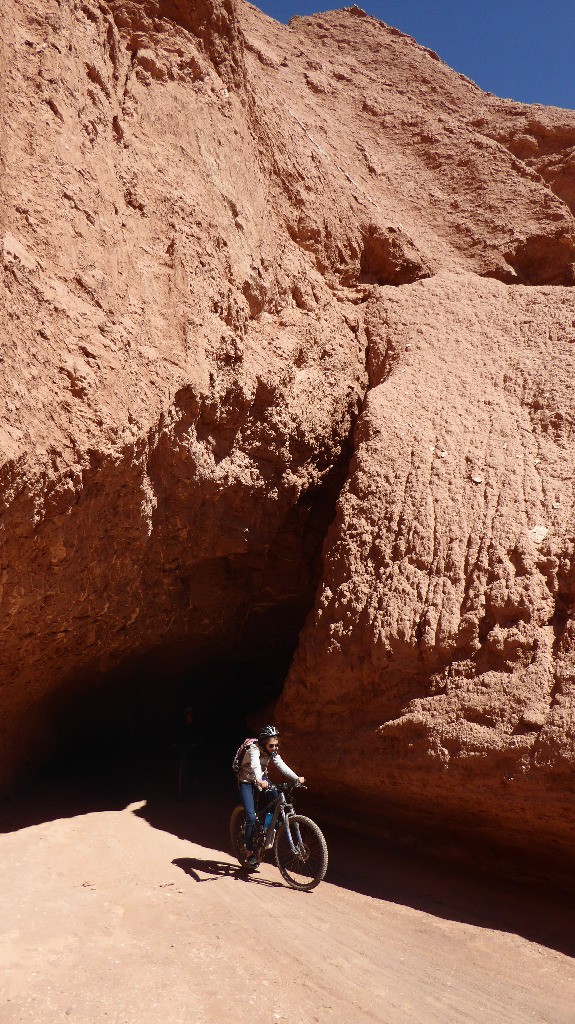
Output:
[230, 805, 250, 866]
[230, 805, 262, 870]
[274, 814, 328, 891]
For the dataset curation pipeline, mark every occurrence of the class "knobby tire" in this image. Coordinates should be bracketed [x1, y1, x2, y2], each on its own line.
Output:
[230, 805, 250, 867]
[274, 814, 328, 891]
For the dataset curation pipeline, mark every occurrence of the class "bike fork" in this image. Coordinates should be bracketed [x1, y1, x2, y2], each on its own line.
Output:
[284, 817, 303, 856]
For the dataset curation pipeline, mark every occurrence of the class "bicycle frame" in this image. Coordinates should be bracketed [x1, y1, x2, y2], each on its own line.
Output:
[231, 780, 328, 890]
[258, 785, 303, 857]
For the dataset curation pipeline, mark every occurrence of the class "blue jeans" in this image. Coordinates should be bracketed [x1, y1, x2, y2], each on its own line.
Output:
[239, 782, 257, 851]
[239, 783, 279, 850]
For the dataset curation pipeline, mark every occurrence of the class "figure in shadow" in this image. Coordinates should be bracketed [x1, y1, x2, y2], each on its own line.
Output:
[176, 707, 202, 800]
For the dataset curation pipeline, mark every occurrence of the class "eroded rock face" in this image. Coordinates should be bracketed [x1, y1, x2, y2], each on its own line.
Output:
[1, 2, 575, 868]
[1, 0, 367, 779]
[279, 273, 575, 867]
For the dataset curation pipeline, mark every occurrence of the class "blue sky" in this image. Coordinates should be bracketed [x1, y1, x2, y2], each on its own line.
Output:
[255, 1, 575, 110]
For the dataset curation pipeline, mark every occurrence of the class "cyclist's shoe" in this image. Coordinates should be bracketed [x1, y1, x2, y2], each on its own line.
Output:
[246, 854, 258, 868]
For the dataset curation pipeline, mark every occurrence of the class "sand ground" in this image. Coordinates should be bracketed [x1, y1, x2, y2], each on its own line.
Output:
[1, 764, 573, 1024]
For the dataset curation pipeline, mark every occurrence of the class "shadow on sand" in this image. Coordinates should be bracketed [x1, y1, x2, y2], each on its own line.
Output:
[172, 855, 284, 889]
[2, 752, 574, 959]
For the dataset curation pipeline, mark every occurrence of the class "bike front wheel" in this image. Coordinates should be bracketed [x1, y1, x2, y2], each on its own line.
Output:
[274, 814, 328, 891]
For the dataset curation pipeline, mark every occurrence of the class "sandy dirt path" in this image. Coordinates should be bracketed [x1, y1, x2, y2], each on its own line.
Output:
[1, 771, 573, 1024]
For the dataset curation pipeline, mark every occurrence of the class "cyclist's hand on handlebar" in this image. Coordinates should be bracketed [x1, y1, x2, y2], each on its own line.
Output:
[298, 776, 306, 786]
[259, 779, 269, 790]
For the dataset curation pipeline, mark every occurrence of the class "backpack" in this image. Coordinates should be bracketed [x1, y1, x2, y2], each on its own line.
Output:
[232, 738, 258, 775]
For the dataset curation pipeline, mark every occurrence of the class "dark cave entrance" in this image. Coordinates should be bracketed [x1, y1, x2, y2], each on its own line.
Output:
[54, 626, 297, 776]
[45, 443, 351, 783]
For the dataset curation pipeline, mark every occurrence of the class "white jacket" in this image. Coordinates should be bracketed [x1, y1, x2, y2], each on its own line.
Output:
[237, 741, 299, 787]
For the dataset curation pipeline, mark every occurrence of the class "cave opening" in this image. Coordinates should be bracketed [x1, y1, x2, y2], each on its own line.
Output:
[41, 442, 352, 789]
[52, 629, 296, 779]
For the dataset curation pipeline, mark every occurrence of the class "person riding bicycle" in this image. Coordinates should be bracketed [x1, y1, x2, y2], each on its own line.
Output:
[237, 725, 305, 867]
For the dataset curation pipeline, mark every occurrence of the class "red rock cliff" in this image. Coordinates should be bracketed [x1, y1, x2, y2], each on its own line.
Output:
[1, 1, 575, 871]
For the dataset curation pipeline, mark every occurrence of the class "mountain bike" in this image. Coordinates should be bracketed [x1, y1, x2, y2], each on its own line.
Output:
[230, 782, 328, 891]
